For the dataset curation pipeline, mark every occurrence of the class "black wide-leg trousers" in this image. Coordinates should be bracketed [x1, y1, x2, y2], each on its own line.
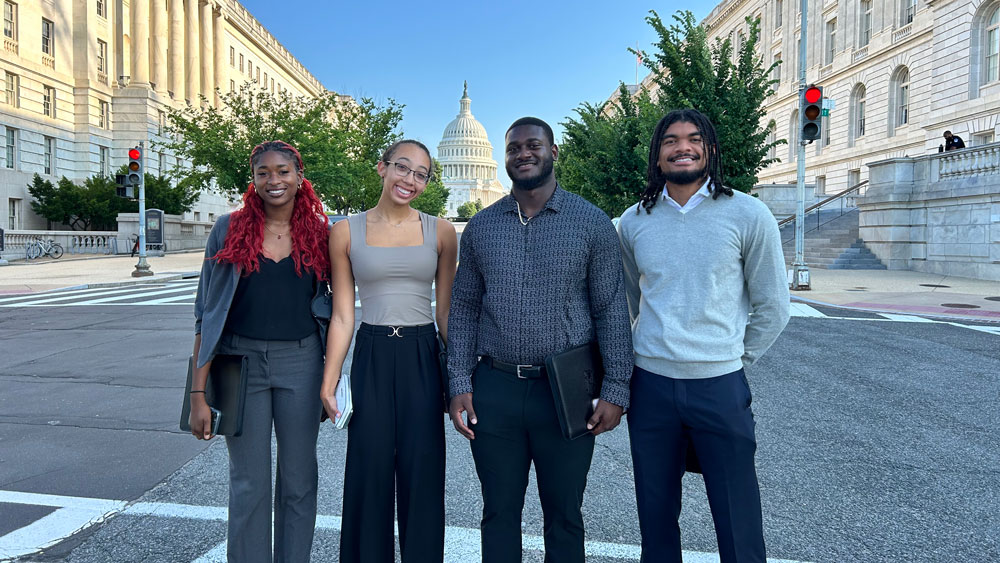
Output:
[469, 360, 596, 563]
[339, 322, 445, 563]
[628, 365, 765, 563]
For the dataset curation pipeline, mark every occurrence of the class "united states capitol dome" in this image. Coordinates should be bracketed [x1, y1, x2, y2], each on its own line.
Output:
[436, 82, 507, 217]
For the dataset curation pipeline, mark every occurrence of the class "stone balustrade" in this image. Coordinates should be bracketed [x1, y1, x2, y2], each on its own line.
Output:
[0, 230, 117, 261]
[859, 145, 1000, 280]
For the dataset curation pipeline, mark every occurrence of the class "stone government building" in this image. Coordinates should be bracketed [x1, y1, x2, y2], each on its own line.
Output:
[0, 0, 344, 232]
[436, 83, 506, 217]
[620, 0, 1000, 280]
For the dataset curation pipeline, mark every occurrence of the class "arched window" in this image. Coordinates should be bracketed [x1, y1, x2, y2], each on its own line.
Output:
[888, 66, 910, 135]
[849, 83, 866, 146]
[988, 5, 999, 83]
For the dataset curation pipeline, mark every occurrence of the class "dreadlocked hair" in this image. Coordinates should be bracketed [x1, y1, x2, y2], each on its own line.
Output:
[638, 108, 733, 215]
[212, 140, 330, 282]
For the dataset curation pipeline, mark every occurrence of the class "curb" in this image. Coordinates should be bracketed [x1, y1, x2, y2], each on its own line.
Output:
[42, 271, 201, 293]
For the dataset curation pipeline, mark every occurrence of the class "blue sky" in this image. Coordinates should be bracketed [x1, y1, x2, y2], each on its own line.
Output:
[239, 1, 712, 187]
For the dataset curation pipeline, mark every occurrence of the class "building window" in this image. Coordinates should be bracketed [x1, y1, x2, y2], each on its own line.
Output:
[987, 6, 999, 83]
[41, 18, 53, 55]
[848, 168, 861, 189]
[99, 100, 110, 128]
[902, 0, 917, 25]
[859, 0, 873, 47]
[43, 136, 54, 174]
[229, 46, 234, 66]
[973, 131, 995, 145]
[247, 60, 252, 77]
[263, 71, 268, 87]
[775, 0, 782, 28]
[97, 39, 108, 73]
[99, 145, 108, 176]
[773, 52, 781, 82]
[271, 77, 274, 92]
[850, 84, 867, 144]
[158, 151, 166, 174]
[239, 54, 243, 72]
[5, 127, 16, 169]
[8, 197, 20, 229]
[158, 110, 166, 134]
[97, 0, 107, 18]
[3, 1, 15, 40]
[4, 71, 18, 107]
[256, 67, 260, 83]
[896, 68, 910, 126]
[43, 85, 55, 117]
[230, 79, 235, 92]
[816, 175, 826, 194]
[825, 19, 837, 65]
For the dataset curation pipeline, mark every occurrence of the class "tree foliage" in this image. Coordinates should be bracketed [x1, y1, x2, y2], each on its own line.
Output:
[411, 159, 449, 217]
[640, 10, 782, 194]
[556, 10, 783, 216]
[27, 173, 198, 231]
[158, 84, 404, 213]
[456, 199, 484, 219]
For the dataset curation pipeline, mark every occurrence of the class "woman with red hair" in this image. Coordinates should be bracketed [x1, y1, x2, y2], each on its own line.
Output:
[188, 140, 330, 562]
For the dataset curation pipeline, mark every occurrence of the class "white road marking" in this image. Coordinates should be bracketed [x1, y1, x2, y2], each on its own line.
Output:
[0, 285, 169, 306]
[0, 285, 130, 304]
[0, 490, 811, 563]
[789, 303, 827, 317]
[0, 282, 198, 307]
[140, 292, 199, 304]
[877, 313, 937, 323]
[71, 285, 197, 305]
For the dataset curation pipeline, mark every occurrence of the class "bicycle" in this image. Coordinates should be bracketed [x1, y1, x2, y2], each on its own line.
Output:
[26, 237, 64, 260]
[129, 234, 140, 258]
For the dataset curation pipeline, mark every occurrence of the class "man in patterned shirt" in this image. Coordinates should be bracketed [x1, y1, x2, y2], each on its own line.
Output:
[447, 116, 633, 563]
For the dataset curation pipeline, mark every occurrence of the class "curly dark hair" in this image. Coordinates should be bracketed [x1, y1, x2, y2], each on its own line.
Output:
[638, 109, 732, 214]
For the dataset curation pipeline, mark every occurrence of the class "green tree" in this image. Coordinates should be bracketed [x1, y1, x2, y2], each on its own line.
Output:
[639, 10, 782, 193]
[556, 85, 661, 217]
[158, 84, 403, 212]
[143, 173, 200, 215]
[411, 159, 449, 217]
[27, 174, 130, 231]
[456, 199, 484, 219]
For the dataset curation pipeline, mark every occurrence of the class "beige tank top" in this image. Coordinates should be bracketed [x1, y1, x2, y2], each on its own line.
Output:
[348, 210, 438, 326]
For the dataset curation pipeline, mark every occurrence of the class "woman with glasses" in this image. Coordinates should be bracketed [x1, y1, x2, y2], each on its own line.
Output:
[321, 139, 457, 563]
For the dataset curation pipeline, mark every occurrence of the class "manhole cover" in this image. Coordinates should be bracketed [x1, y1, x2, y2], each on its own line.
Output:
[985, 296, 1000, 302]
[940, 303, 981, 309]
[920, 284, 951, 288]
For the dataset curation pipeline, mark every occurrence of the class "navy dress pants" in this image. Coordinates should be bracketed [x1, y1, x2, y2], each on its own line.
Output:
[627, 365, 765, 563]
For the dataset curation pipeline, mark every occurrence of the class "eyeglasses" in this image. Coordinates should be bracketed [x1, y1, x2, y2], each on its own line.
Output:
[384, 161, 431, 185]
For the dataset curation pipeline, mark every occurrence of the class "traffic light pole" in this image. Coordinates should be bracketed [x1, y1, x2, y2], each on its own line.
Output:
[132, 141, 153, 277]
[792, 0, 811, 290]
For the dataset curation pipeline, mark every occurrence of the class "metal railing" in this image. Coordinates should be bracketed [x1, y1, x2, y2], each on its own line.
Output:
[778, 180, 868, 244]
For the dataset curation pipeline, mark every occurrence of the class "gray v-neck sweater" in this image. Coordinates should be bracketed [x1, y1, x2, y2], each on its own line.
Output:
[617, 190, 789, 379]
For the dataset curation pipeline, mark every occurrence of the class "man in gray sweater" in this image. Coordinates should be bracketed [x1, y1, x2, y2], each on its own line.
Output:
[617, 109, 790, 563]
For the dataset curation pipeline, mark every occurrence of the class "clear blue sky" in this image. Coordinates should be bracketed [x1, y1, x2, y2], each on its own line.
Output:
[239, 1, 712, 187]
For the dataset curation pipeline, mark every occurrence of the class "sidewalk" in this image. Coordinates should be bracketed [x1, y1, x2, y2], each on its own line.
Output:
[1, 252, 998, 321]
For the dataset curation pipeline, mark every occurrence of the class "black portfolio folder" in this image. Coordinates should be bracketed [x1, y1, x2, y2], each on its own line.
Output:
[179, 354, 248, 437]
[544, 342, 604, 440]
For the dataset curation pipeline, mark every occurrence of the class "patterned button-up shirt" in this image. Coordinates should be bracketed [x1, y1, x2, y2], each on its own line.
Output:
[447, 186, 633, 407]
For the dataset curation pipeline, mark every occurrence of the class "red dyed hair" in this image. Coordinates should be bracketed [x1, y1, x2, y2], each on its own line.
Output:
[212, 141, 330, 282]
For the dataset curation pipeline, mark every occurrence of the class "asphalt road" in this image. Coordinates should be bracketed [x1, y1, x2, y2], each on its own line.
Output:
[1, 292, 998, 562]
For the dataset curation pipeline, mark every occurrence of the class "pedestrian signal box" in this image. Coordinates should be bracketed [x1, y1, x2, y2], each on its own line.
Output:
[801, 85, 823, 143]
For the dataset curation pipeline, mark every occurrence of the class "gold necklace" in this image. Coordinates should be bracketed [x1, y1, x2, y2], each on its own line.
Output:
[515, 199, 533, 226]
[263, 223, 290, 239]
[374, 209, 412, 228]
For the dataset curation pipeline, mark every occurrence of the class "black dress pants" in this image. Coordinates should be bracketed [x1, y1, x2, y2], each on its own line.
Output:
[340, 323, 445, 563]
[469, 360, 596, 563]
[628, 365, 765, 563]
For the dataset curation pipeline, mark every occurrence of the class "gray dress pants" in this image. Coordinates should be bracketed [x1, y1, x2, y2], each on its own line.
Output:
[218, 332, 324, 563]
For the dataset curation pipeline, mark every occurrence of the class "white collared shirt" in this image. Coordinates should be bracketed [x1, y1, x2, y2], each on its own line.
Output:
[662, 179, 711, 214]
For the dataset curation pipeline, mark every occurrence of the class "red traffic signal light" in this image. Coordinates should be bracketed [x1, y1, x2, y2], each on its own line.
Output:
[804, 86, 822, 104]
[128, 148, 141, 160]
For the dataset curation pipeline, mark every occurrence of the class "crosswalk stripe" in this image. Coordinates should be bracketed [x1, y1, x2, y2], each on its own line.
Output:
[0, 285, 155, 305]
[789, 303, 826, 317]
[0, 282, 198, 307]
[877, 313, 937, 323]
[1, 490, 811, 563]
[73, 285, 196, 305]
[140, 292, 198, 304]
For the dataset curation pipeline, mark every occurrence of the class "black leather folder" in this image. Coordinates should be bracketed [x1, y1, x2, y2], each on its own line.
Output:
[544, 342, 604, 440]
[179, 354, 248, 437]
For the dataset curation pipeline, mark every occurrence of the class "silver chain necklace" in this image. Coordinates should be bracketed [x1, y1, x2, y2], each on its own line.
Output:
[515, 199, 533, 226]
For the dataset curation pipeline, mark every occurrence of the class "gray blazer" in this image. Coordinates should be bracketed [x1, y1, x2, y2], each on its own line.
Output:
[194, 214, 239, 368]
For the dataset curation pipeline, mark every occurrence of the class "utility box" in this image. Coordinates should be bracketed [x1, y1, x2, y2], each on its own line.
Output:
[145, 209, 164, 246]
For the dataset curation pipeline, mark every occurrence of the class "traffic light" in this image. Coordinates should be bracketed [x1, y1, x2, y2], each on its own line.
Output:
[127, 146, 143, 185]
[115, 173, 133, 198]
[801, 85, 823, 143]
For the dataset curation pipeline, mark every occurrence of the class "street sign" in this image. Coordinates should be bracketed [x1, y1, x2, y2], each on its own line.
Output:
[821, 109, 830, 116]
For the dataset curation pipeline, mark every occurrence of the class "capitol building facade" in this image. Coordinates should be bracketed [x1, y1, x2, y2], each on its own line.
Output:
[436, 83, 506, 217]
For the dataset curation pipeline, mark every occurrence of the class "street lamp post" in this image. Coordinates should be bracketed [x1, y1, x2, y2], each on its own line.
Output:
[792, 0, 812, 290]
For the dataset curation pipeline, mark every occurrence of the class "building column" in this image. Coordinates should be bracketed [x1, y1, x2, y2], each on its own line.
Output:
[168, 0, 184, 97]
[150, 0, 167, 92]
[131, 0, 151, 86]
[184, 0, 200, 102]
[200, 1, 214, 103]
[213, 6, 225, 107]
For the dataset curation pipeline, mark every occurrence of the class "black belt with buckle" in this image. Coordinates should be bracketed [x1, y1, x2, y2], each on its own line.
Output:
[481, 356, 546, 379]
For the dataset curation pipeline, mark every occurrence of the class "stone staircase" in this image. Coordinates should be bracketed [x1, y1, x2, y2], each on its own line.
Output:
[779, 210, 886, 270]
